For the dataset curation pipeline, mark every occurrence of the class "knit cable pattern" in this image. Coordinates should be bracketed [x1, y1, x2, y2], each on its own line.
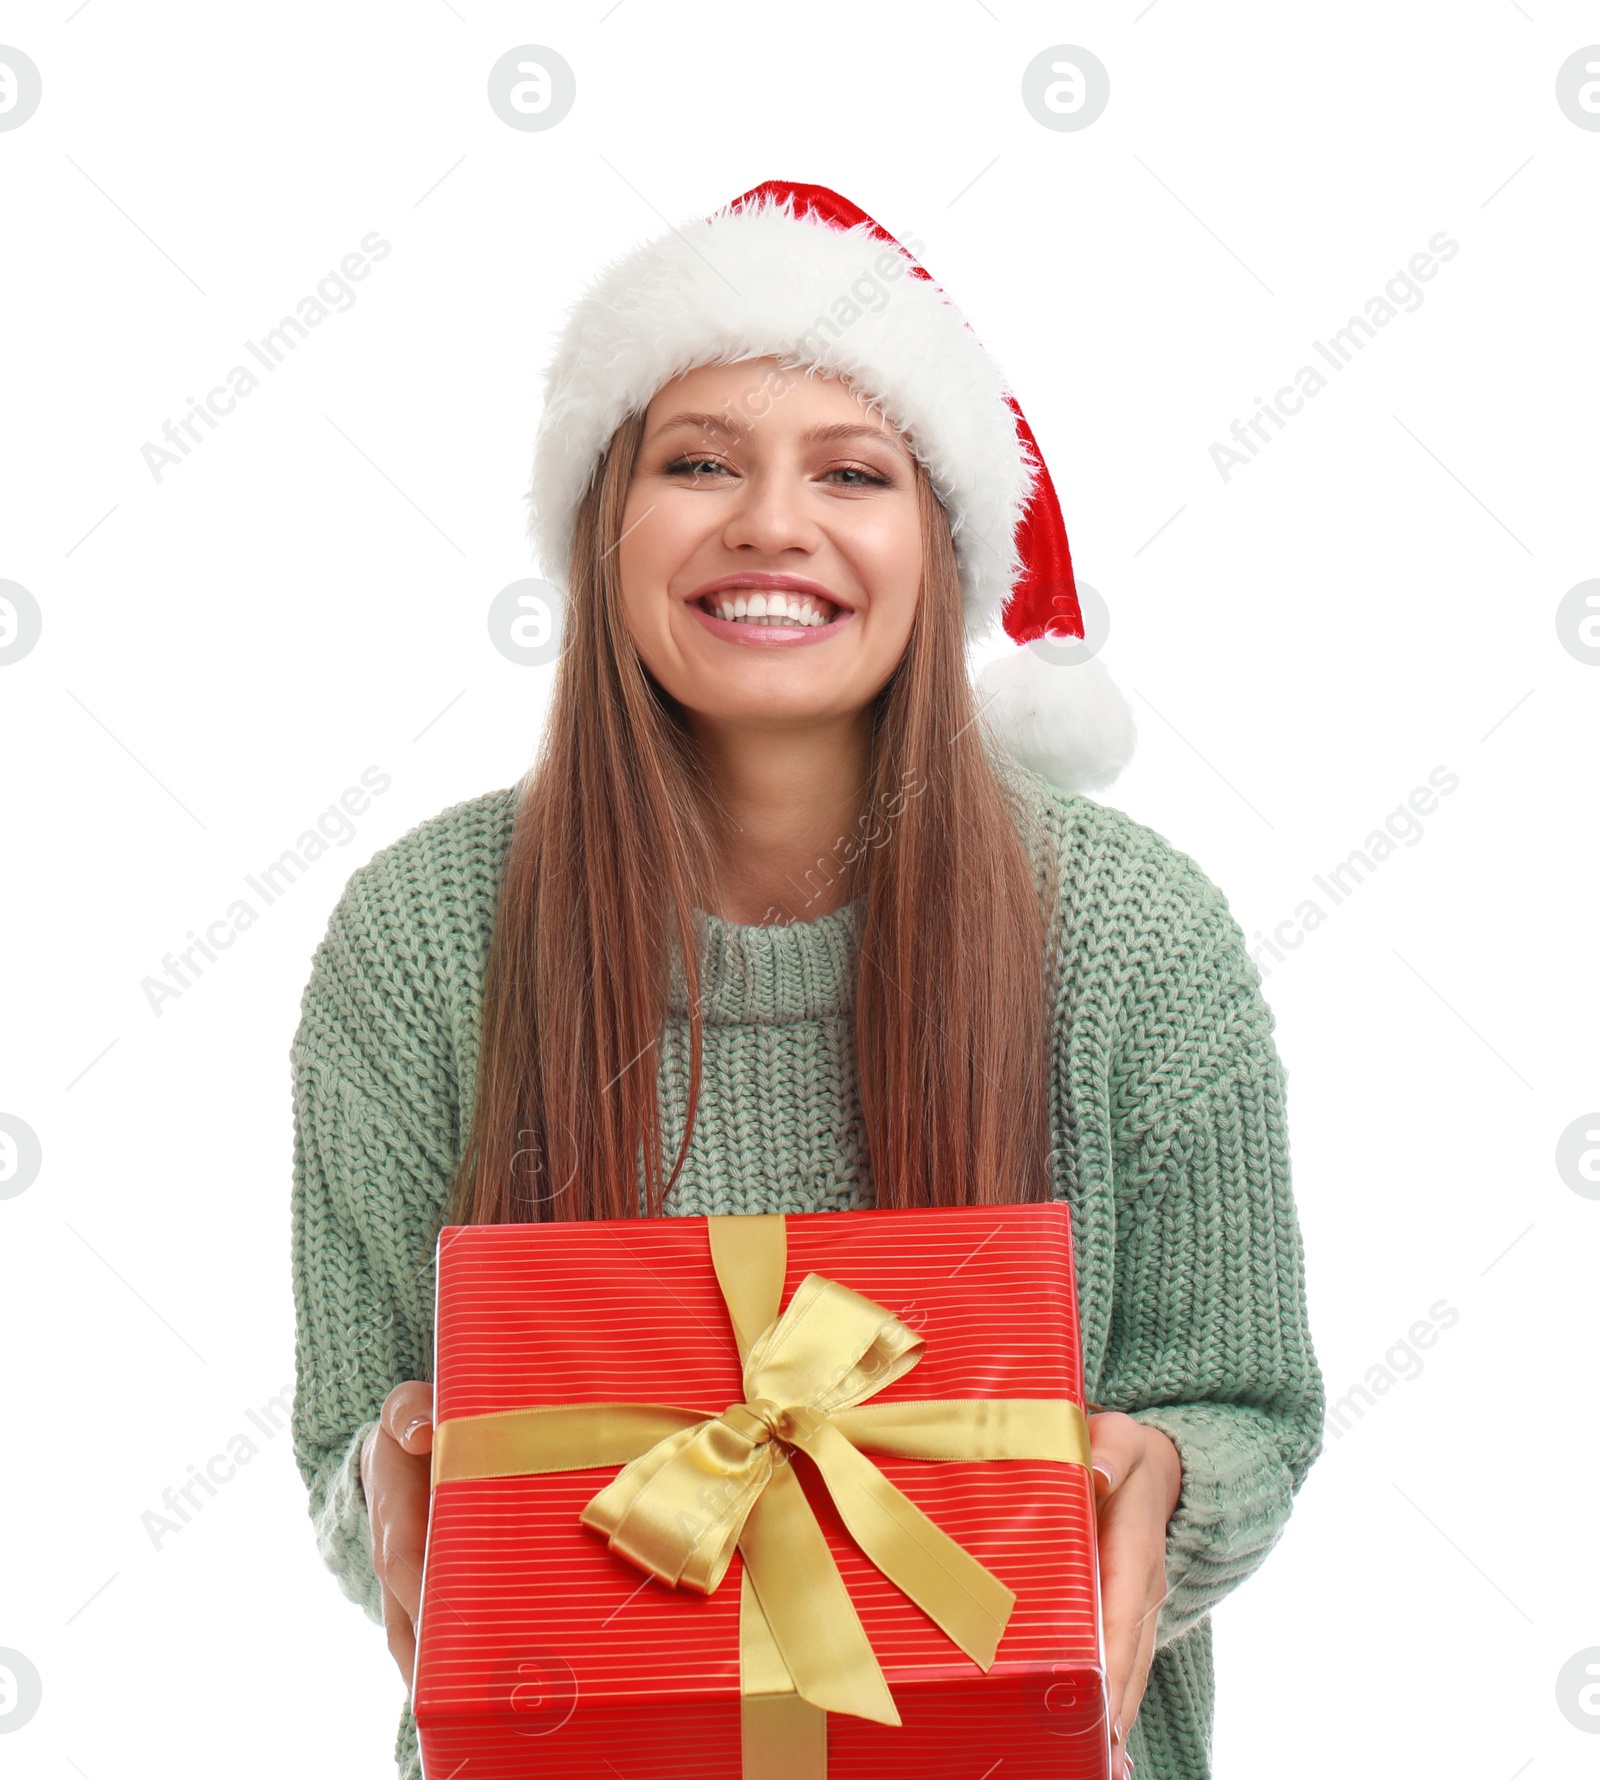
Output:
[288, 765, 1324, 1780]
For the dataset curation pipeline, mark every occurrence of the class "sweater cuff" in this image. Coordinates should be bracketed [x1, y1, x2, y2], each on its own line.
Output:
[307, 1418, 385, 1625]
[1127, 1402, 1298, 1652]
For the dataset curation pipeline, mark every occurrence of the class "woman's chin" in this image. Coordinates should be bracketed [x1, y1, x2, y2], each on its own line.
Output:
[676, 681, 857, 730]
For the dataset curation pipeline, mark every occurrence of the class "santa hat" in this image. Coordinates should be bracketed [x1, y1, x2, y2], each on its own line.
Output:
[528, 179, 1136, 795]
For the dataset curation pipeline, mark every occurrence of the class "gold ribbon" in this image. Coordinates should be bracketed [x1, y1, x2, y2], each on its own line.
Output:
[431, 1214, 1090, 1771]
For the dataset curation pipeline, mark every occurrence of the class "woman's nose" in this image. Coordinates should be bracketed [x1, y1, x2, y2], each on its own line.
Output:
[720, 472, 820, 556]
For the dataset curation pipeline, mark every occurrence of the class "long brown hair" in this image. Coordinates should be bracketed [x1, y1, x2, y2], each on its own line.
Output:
[445, 408, 1061, 1225]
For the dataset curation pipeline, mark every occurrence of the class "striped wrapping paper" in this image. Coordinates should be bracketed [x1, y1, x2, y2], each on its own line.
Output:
[413, 1200, 1110, 1778]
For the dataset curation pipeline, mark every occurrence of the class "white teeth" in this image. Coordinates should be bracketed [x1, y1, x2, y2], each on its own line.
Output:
[704, 590, 840, 627]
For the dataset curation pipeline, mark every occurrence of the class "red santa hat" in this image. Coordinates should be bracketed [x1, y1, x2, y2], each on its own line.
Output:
[529, 179, 1135, 794]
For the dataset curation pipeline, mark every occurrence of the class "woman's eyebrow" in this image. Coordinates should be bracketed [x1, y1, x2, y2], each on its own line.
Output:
[799, 421, 911, 455]
[645, 411, 746, 444]
[644, 412, 911, 456]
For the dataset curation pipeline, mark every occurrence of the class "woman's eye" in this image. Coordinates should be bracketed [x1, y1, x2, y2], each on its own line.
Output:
[822, 465, 892, 488]
[666, 455, 732, 478]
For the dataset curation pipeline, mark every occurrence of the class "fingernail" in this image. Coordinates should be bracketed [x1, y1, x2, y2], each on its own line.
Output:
[402, 1416, 431, 1444]
[1113, 1712, 1124, 1744]
[1093, 1463, 1115, 1492]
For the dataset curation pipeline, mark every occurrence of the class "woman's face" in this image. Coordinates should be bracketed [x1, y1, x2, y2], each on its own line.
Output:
[617, 358, 923, 734]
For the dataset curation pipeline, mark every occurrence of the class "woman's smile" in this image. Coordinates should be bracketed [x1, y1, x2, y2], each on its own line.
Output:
[686, 571, 857, 647]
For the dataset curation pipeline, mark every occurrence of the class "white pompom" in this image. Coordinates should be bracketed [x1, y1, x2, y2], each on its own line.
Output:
[974, 643, 1137, 794]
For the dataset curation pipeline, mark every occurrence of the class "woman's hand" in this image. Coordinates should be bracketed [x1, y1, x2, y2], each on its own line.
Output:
[1089, 1411, 1184, 1780]
[359, 1381, 435, 1690]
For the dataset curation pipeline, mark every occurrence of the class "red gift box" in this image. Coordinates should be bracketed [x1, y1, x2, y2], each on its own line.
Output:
[413, 1201, 1111, 1778]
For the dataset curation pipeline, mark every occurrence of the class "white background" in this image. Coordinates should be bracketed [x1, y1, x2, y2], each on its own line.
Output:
[2, 3, 1597, 1775]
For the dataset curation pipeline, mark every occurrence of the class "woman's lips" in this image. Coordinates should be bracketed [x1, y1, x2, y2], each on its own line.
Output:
[686, 600, 855, 647]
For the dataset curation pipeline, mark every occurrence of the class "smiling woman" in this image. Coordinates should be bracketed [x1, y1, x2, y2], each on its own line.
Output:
[290, 181, 1325, 1780]
[615, 364, 930, 889]
[474, 333, 1059, 1209]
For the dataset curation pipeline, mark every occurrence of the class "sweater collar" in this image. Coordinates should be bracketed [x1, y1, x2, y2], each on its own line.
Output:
[667, 897, 862, 1025]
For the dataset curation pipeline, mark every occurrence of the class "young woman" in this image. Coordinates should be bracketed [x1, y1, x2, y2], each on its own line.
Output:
[290, 183, 1325, 1780]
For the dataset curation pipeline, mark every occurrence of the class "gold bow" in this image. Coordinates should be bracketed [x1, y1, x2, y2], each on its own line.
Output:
[431, 1214, 1090, 1772]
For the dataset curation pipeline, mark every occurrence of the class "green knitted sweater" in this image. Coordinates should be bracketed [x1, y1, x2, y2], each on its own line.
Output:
[289, 759, 1325, 1780]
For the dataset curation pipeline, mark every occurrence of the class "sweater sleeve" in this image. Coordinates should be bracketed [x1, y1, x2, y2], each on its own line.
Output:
[288, 866, 464, 1626]
[1097, 840, 1325, 1653]
[290, 1058, 411, 1623]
